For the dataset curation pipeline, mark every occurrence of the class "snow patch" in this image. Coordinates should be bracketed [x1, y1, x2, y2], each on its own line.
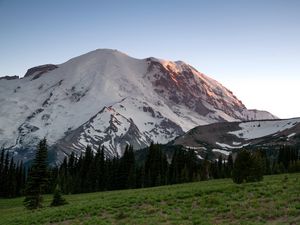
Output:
[216, 142, 249, 149]
[229, 119, 300, 140]
[212, 149, 230, 156]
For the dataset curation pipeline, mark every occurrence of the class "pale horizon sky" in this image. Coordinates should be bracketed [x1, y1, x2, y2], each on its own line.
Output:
[0, 0, 299, 119]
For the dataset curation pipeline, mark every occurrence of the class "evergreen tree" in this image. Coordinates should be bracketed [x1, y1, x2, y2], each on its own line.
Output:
[15, 161, 25, 196]
[98, 146, 106, 190]
[1, 151, 10, 197]
[201, 154, 210, 180]
[232, 150, 264, 184]
[144, 143, 168, 187]
[225, 154, 233, 177]
[247, 151, 264, 182]
[51, 185, 67, 207]
[7, 157, 16, 197]
[0, 149, 4, 195]
[118, 145, 136, 189]
[232, 150, 252, 184]
[24, 138, 49, 209]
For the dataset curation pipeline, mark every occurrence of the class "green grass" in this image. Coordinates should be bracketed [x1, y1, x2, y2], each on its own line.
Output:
[1, 173, 300, 225]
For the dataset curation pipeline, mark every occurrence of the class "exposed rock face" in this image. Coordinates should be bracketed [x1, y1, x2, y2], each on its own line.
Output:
[0, 49, 277, 163]
[0, 75, 19, 80]
[146, 58, 246, 118]
[24, 64, 58, 80]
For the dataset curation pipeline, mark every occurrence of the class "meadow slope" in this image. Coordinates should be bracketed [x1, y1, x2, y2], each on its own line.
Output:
[1, 173, 300, 225]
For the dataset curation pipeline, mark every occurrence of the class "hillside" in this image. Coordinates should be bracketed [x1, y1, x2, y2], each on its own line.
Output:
[1, 173, 300, 225]
[172, 118, 300, 159]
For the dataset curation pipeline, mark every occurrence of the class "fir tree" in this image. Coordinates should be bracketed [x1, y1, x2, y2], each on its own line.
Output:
[0, 149, 4, 195]
[247, 151, 264, 182]
[1, 151, 10, 197]
[232, 150, 252, 184]
[50, 185, 67, 207]
[7, 157, 16, 197]
[24, 138, 49, 209]
[232, 150, 264, 184]
[144, 143, 168, 187]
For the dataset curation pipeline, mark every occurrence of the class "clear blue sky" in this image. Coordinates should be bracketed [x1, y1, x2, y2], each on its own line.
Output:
[0, 0, 299, 118]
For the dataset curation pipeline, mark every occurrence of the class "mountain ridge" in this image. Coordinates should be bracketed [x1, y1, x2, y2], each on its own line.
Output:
[171, 117, 300, 159]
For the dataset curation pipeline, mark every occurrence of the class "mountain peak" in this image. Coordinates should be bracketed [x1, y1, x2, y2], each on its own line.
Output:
[90, 48, 128, 56]
[76, 48, 132, 61]
[0, 49, 277, 163]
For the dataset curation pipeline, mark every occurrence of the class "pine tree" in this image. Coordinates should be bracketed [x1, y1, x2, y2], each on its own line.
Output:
[50, 185, 67, 207]
[1, 151, 10, 197]
[225, 154, 233, 177]
[247, 151, 264, 182]
[217, 155, 223, 178]
[0, 149, 4, 196]
[24, 138, 49, 209]
[201, 154, 210, 180]
[98, 146, 106, 190]
[118, 145, 136, 189]
[232, 150, 252, 184]
[144, 143, 168, 187]
[7, 157, 16, 197]
[125, 145, 136, 189]
[80, 146, 94, 193]
[15, 161, 24, 196]
[0, 149, 5, 196]
[232, 150, 264, 184]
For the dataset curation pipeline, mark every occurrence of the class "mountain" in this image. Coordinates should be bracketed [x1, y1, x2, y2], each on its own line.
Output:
[172, 118, 300, 159]
[0, 49, 276, 163]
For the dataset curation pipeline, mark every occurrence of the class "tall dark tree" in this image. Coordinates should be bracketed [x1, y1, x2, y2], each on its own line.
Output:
[144, 143, 168, 187]
[15, 161, 25, 196]
[232, 150, 251, 184]
[24, 138, 49, 209]
[0, 149, 5, 196]
[118, 145, 136, 189]
[1, 151, 10, 197]
[247, 151, 264, 182]
[225, 154, 233, 177]
[7, 157, 16, 197]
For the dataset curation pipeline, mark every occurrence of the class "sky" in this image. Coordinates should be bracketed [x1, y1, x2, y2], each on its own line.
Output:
[0, 0, 299, 119]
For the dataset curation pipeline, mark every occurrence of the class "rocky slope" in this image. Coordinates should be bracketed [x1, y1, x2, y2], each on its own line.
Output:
[173, 118, 300, 159]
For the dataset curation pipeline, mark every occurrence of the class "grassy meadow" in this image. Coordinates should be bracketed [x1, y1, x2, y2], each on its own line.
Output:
[1, 173, 300, 225]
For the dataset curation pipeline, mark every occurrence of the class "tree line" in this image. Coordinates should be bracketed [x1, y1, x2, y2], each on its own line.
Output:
[0, 140, 299, 203]
[0, 149, 26, 198]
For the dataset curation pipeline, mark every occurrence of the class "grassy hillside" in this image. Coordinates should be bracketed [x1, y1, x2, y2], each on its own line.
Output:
[1, 173, 300, 225]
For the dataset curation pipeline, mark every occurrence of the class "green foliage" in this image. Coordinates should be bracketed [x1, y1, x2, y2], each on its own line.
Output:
[24, 138, 49, 209]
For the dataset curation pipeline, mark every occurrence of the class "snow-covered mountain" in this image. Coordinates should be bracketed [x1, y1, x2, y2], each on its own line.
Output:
[173, 118, 300, 158]
[0, 49, 276, 162]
